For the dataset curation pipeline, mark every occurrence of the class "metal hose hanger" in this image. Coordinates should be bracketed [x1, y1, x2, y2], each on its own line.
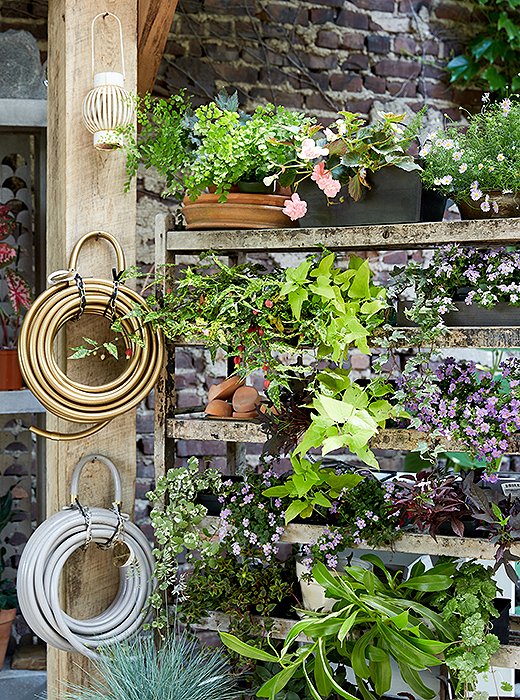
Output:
[17, 455, 155, 659]
[18, 231, 164, 441]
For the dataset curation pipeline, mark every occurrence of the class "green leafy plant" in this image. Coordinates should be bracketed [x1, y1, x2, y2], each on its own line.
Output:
[419, 96, 520, 207]
[430, 561, 500, 699]
[62, 633, 240, 700]
[262, 456, 364, 524]
[446, 0, 520, 94]
[292, 368, 398, 468]
[221, 556, 457, 700]
[146, 457, 224, 630]
[122, 90, 311, 202]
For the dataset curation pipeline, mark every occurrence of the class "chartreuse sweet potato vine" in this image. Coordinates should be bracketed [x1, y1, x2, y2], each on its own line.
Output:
[116, 250, 394, 466]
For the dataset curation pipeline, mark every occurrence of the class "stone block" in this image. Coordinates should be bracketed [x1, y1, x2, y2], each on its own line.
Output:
[0, 30, 46, 98]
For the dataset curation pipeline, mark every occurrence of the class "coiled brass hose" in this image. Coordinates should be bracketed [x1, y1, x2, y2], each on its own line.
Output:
[18, 231, 163, 441]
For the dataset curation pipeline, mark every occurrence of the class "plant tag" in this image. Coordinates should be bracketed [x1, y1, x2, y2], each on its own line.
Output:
[501, 482, 520, 498]
[112, 541, 135, 568]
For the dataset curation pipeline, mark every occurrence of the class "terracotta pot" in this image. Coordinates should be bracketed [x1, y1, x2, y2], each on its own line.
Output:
[0, 349, 23, 391]
[232, 386, 261, 413]
[232, 409, 259, 420]
[205, 399, 233, 418]
[0, 608, 16, 666]
[457, 191, 520, 220]
[208, 375, 245, 402]
[182, 192, 297, 230]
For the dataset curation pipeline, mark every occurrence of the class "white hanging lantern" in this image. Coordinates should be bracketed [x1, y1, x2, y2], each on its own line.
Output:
[82, 13, 134, 151]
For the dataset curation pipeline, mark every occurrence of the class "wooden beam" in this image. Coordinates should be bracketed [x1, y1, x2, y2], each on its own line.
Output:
[47, 2, 137, 698]
[138, 0, 179, 95]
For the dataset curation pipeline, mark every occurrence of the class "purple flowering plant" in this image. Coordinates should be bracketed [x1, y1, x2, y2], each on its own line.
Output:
[389, 244, 520, 339]
[396, 355, 520, 479]
[299, 475, 400, 575]
[218, 468, 286, 563]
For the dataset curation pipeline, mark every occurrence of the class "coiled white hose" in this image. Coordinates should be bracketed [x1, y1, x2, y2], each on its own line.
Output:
[17, 455, 155, 659]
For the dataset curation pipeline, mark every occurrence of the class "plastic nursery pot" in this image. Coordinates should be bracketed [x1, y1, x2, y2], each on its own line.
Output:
[295, 555, 371, 613]
[196, 475, 243, 516]
[490, 598, 510, 644]
[0, 349, 23, 391]
[395, 300, 520, 327]
[457, 191, 520, 220]
[182, 192, 297, 230]
[297, 166, 422, 228]
[420, 188, 447, 222]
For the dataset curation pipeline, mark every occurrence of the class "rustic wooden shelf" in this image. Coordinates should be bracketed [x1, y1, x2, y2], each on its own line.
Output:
[168, 418, 520, 454]
[201, 516, 520, 560]
[192, 611, 520, 669]
[173, 326, 520, 349]
[166, 217, 520, 253]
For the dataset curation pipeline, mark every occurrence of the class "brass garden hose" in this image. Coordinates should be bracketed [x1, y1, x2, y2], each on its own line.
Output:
[18, 231, 164, 441]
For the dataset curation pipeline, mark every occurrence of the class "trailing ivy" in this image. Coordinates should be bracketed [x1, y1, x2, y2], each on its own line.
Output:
[447, 0, 520, 94]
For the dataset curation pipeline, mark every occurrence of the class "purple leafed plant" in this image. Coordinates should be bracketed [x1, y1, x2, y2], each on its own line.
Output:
[388, 470, 470, 539]
[397, 356, 520, 479]
[0, 205, 31, 348]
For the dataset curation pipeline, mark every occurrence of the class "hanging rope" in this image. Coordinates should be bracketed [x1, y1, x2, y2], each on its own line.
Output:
[17, 455, 155, 659]
[18, 231, 163, 441]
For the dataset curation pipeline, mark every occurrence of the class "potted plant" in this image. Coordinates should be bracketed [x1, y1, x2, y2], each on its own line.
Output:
[0, 488, 18, 667]
[222, 557, 504, 700]
[62, 633, 239, 700]
[267, 109, 425, 227]
[420, 95, 520, 219]
[122, 90, 312, 230]
[396, 354, 520, 481]
[0, 204, 31, 390]
[390, 244, 520, 338]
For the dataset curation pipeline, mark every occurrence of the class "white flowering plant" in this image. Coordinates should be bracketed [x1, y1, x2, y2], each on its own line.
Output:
[420, 96, 520, 212]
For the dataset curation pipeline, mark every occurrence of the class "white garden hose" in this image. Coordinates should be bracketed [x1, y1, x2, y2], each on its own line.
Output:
[17, 455, 155, 659]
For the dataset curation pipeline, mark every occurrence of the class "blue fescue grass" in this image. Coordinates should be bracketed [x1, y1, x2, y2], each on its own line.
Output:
[61, 634, 240, 700]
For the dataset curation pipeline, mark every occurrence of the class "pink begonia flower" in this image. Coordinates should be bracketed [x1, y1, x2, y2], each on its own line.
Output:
[320, 177, 341, 198]
[311, 161, 329, 182]
[298, 138, 329, 161]
[282, 192, 308, 220]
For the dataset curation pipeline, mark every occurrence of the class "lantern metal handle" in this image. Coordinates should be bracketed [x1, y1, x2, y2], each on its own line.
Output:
[91, 12, 125, 79]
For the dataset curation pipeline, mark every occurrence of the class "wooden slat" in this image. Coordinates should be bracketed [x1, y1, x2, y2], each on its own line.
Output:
[173, 326, 520, 349]
[167, 218, 520, 253]
[138, 0, 179, 95]
[201, 516, 520, 559]
[168, 418, 520, 454]
[193, 611, 520, 669]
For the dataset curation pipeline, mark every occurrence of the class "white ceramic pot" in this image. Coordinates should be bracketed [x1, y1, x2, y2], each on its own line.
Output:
[296, 553, 371, 612]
